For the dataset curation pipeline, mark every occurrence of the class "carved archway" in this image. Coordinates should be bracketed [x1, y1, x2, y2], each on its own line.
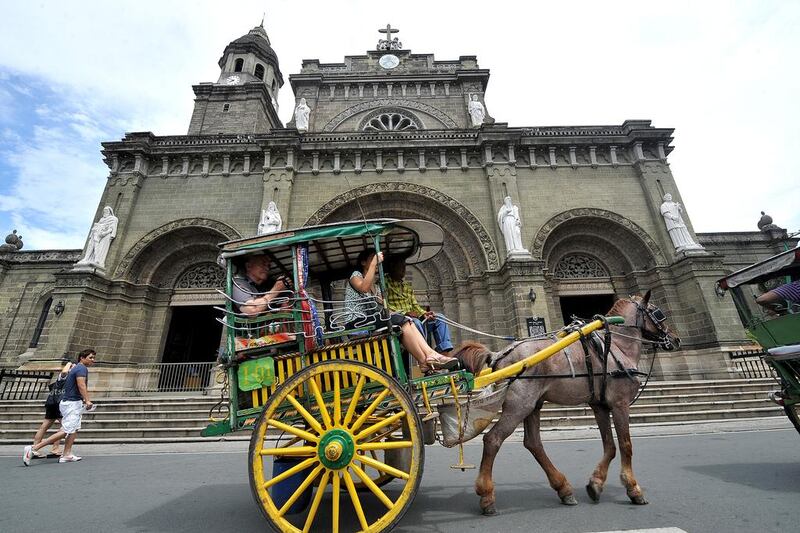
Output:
[306, 182, 499, 274]
[532, 208, 667, 267]
[322, 99, 458, 131]
[114, 218, 240, 283]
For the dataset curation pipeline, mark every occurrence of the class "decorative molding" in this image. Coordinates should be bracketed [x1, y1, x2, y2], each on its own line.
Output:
[0, 250, 82, 263]
[305, 182, 499, 270]
[114, 218, 240, 279]
[322, 98, 458, 131]
[531, 208, 667, 265]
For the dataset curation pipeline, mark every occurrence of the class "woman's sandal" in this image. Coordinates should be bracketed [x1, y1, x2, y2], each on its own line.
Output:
[422, 358, 461, 375]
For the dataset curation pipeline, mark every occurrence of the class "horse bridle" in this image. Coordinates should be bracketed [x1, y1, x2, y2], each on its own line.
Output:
[631, 300, 675, 349]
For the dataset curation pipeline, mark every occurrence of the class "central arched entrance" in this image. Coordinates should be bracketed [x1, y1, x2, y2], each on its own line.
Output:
[306, 183, 500, 345]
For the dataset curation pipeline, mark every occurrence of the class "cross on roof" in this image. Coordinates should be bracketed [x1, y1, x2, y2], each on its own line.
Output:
[378, 24, 399, 38]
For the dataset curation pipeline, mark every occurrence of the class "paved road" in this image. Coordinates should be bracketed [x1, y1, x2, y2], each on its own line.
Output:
[2, 424, 798, 533]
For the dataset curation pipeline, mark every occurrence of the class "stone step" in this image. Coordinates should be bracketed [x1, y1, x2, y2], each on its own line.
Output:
[0, 405, 785, 444]
[0, 397, 777, 429]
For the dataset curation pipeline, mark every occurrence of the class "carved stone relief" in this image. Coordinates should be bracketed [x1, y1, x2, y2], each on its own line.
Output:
[552, 254, 610, 279]
[175, 262, 224, 289]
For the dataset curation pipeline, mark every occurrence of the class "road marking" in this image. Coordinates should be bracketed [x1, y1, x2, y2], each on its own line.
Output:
[588, 529, 688, 533]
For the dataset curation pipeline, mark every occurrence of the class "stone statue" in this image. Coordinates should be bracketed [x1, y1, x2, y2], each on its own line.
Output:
[76, 206, 118, 268]
[258, 201, 283, 235]
[497, 196, 530, 256]
[294, 98, 311, 132]
[468, 94, 485, 127]
[659, 194, 703, 252]
[0, 229, 23, 252]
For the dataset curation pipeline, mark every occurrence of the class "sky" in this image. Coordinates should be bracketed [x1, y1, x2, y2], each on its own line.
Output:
[0, 0, 798, 250]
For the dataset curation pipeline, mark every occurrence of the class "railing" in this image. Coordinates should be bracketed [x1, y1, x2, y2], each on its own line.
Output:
[0, 369, 54, 400]
[728, 349, 776, 379]
[129, 362, 216, 394]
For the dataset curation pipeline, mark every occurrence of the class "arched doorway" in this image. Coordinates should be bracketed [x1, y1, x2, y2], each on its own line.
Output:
[535, 209, 664, 326]
[116, 219, 238, 364]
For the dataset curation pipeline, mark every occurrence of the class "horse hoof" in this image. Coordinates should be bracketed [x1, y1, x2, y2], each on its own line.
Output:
[630, 494, 649, 505]
[560, 494, 578, 506]
[481, 505, 497, 516]
[586, 482, 602, 503]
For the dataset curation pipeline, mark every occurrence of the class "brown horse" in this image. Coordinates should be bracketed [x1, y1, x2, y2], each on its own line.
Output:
[451, 292, 680, 515]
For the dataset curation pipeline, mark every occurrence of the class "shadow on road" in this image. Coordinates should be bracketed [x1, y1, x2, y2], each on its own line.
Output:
[685, 463, 800, 493]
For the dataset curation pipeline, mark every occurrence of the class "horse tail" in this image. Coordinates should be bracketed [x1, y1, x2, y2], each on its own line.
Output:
[451, 341, 493, 374]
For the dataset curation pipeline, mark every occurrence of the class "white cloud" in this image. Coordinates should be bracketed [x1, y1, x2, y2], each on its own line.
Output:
[0, 0, 798, 248]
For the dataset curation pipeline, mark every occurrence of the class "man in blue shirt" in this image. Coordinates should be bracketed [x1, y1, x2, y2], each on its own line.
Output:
[24, 349, 96, 465]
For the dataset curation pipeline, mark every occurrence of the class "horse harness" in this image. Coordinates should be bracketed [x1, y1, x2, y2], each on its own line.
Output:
[488, 311, 659, 407]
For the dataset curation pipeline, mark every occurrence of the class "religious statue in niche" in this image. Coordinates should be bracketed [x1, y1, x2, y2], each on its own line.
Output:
[76, 206, 118, 269]
[497, 196, 530, 257]
[468, 94, 486, 127]
[294, 98, 311, 132]
[660, 193, 704, 252]
[258, 201, 283, 235]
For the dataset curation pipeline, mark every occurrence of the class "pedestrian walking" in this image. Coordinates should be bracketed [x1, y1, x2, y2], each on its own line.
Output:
[23, 349, 96, 465]
[29, 356, 74, 458]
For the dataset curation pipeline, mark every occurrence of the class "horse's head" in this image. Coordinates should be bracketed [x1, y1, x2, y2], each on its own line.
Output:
[613, 291, 680, 350]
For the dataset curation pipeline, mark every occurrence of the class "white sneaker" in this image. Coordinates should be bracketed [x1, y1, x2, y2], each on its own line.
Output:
[59, 455, 82, 463]
[23, 445, 32, 466]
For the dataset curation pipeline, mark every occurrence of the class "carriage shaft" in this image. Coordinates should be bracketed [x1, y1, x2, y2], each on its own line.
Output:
[473, 318, 614, 389]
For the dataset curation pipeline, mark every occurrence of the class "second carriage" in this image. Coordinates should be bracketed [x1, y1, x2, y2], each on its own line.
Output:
[202, 218, 622, 532]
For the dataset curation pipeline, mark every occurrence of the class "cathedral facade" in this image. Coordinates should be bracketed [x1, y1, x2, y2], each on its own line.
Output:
[0, 23, 792, 377]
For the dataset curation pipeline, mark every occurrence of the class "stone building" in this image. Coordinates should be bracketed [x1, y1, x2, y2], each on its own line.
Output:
[0, 22, 794, 378]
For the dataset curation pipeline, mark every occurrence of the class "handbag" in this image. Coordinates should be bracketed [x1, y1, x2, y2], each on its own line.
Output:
[45, 375, 67, 406]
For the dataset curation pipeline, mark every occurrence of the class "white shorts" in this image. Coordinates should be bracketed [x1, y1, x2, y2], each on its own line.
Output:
[59, 400, 84, 435]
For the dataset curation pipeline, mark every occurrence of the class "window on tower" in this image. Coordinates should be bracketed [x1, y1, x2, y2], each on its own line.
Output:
[234, 58, 244, 72]
[254, 63, 265, 80]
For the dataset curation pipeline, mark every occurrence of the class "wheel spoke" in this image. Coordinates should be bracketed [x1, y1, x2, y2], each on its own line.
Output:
[350, 463, 394, 509]
[309, 377, 333, 429]
[267, 418, 319, 443]
[302, 469, 330, 533]
[333, 371, 342, 426]
[343, 468, 369, 531]
[259, 446, 317, 457]
[355, 411, 405, 442]
[286, 394, 324, 435]
[358, 440, 413, 451]
[350, 388, 391, 433]
[343, 375, 366, 427]
[262, 456, 318, 490]
[278, 464, 324, 517]
[355, 452, 410, 480]
[332, 472, 340, 533]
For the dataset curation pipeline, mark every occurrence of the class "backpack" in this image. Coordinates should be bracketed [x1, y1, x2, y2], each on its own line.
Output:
[45, 374, 68, 407]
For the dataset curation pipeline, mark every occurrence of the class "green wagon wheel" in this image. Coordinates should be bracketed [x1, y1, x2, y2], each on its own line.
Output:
[249, 360, 424, 533]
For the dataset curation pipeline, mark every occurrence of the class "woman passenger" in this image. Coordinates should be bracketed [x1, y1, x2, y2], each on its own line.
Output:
[342, 249, 459, 374]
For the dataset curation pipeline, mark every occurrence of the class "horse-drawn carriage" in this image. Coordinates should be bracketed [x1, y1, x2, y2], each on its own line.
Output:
[202, 218, 677, 532]
[716, 247, 800, 434]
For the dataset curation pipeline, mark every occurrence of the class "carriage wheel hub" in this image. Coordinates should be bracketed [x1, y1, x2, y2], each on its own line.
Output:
[318, 429, 354, 470]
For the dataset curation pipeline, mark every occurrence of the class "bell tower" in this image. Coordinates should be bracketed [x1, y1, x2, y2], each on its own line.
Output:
[188, 21, 284, 134]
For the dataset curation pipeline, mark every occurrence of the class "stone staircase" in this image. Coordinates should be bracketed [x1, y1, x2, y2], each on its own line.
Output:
[0, 378, 784, 445]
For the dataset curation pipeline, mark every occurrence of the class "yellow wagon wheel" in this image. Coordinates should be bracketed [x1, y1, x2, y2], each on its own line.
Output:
[249, 360, 424, 533]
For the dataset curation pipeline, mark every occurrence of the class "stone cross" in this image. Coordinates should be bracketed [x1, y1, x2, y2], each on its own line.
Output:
[378, 24, 399, 39]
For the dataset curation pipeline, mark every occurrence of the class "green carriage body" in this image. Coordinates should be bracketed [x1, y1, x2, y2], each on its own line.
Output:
[202, 218, 473, 438]
[717, 248, 800, 433]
